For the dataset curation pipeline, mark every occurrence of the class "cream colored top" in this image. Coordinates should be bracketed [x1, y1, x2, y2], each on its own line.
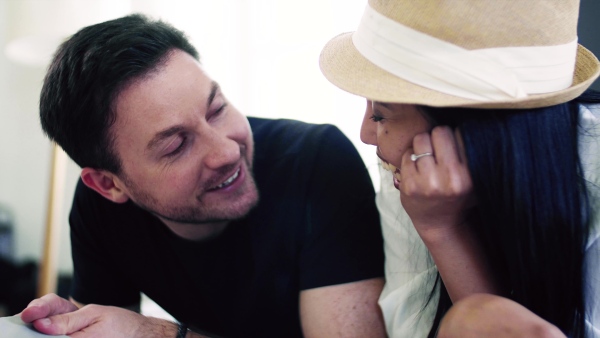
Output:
[377, 103, 600, 337]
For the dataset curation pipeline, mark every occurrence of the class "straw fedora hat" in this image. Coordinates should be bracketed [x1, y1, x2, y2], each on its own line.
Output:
[320, 0, 600, 108]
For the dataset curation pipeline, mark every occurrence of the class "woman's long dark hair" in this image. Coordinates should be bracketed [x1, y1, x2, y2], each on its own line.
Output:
[421, 90, 600, 337]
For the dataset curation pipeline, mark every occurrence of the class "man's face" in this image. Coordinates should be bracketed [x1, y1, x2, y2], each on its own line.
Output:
[111, 50, 258, 227]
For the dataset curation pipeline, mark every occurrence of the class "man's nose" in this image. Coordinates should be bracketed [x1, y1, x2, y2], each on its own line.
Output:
[202, 131, 240, 169]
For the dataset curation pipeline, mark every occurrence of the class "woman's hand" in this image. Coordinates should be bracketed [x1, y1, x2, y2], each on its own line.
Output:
[399, 126, 499, 301]
[399, 126, 476, 236]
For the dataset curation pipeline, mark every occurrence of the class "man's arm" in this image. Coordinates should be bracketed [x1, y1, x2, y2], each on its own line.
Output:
[70, 296, 140, 313]
[296, 125, 386, 337]
[300, 277, 387, 338]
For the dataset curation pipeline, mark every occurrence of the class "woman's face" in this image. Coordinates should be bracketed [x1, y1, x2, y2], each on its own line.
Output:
[360, 100, 432, 182]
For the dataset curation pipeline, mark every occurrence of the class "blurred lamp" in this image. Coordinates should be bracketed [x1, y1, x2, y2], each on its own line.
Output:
[3, 0, 132, 297]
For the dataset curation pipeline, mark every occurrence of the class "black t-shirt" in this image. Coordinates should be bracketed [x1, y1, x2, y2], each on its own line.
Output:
[69, 117, 384, 337]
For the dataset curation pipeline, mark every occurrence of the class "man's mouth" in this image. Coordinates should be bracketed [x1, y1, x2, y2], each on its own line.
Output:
[210, 168, 241, 190]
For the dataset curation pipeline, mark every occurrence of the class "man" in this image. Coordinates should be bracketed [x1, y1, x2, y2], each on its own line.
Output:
[20, 14, 386, 338]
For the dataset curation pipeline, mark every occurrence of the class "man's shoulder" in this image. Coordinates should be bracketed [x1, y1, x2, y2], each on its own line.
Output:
[248, 117, 348, 157]
[73, 179, 104, 207]
[71, 179, 144, 226]
[74, 179, 114, 208]
[249, 116, 339, 135]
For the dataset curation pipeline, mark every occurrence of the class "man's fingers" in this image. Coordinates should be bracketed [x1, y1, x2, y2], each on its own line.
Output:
[32, 306, 96, 335]
[21, 294, 78, 323]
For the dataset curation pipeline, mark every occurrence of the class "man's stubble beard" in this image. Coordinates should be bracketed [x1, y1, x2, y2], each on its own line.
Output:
[120, 147, 260, 225]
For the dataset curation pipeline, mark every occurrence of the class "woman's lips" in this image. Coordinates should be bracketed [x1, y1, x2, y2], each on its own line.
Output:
[392, 175, 400, 190]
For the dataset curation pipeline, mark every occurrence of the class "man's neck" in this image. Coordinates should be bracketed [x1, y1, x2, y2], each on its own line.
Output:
[159, 218, 229, 241]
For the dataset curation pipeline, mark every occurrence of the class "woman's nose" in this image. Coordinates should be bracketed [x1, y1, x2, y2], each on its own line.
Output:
[360, 102, 377, 146]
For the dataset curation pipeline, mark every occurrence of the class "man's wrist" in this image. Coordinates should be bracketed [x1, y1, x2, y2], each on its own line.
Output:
[143, 317, 210, 338]
[176, 322, 189, 338]
[141, 317, 179, 338]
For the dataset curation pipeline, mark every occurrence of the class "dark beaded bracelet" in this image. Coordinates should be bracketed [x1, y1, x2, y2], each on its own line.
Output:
[176, 323, 189, 338]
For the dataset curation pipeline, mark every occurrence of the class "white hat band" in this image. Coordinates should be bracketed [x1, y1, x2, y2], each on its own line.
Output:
[352, 4, 578, 102]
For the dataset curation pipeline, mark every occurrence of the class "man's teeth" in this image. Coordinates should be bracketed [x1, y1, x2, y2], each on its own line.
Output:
[215, 169, 239, 189]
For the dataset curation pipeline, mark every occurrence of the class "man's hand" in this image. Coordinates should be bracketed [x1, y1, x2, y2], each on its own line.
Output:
[20, 293, 179, 338]
[438, 294, 566, 338]
[21, 293, 79, 325]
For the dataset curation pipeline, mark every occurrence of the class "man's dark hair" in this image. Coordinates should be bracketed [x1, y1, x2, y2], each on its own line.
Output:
[40, 14, 199, 173]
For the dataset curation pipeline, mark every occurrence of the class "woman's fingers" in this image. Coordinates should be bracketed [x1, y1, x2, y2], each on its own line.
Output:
[411, 132, 436, 170]
[400, 132, 434, 193]
[431, 126, 461, 165]
[454, 128, 467, 164]
[399, 126, 475, 228]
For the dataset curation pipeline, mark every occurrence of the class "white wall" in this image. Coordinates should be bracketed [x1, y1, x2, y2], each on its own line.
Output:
[0, 0, 54, 270]
[0, 0, 378, 275]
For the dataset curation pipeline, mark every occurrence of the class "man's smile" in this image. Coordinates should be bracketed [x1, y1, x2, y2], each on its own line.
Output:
[211, 167, 241, 190]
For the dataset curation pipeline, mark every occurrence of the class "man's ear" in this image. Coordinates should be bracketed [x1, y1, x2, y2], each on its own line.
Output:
[81, 167, 130, 204]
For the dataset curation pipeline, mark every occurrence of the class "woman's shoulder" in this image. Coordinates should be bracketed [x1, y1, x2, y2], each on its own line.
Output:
[580, 101, 600, 117]
[578, 102, 600, 162]
[578, 102, 600, 247]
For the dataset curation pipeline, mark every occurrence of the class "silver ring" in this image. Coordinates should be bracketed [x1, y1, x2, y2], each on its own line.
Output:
[410, 152, 433, 162]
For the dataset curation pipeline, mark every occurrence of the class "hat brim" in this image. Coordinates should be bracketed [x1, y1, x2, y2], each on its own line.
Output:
[320, 32, 600, 109]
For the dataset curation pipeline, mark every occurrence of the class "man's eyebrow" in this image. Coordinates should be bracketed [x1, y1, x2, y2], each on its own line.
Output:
[147, 126, 185, 151]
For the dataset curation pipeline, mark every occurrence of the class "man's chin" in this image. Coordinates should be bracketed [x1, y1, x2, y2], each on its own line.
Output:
[152, 187, 259, 225]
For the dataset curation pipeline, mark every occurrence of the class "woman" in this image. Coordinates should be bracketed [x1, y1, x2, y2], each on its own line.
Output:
[320, 0, 600, 337]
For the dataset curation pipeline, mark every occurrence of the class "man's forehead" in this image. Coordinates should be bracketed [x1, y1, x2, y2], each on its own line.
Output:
[112, 52, 214, 124]
[112, 77, 220, 155]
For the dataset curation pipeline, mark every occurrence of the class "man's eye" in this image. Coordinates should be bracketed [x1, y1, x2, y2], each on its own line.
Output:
[165, 137, 187, 157]
[212, 103, 228, 117]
